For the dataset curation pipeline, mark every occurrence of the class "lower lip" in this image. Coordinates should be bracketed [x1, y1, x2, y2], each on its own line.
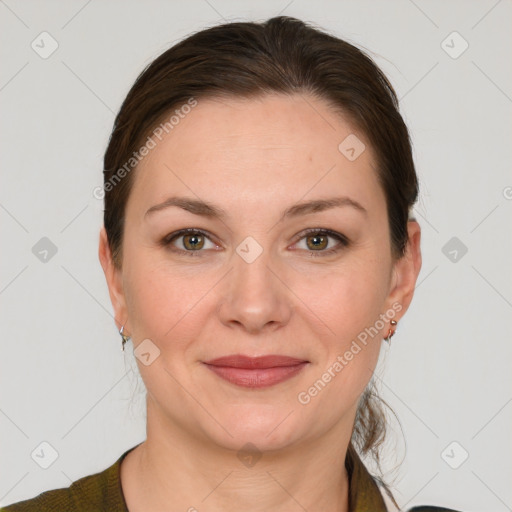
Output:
[203, 362, 308, 388]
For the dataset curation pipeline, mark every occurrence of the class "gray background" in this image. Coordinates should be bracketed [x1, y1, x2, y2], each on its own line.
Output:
[1, 0, 511, 510]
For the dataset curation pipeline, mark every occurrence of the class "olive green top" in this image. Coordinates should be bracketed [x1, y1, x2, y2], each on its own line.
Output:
[0, 443, 460, 511]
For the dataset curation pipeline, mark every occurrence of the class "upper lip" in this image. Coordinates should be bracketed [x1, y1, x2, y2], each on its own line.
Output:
[203, 354, 308, 369]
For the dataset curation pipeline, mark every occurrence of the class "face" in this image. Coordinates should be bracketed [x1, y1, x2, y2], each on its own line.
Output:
[100, 93, 421, 453]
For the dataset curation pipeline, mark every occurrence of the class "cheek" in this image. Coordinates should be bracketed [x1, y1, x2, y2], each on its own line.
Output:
[297, 256, 390, 341]
[124, 254, 219, 348]
[294, 255, 389, 391]
[295, 273, 385, 419]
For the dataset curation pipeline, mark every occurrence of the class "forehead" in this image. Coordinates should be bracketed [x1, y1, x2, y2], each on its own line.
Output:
[128, 93, 383, 216]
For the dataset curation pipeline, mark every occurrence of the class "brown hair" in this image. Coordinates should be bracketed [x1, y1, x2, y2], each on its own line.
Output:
[103, 15, 417, 506]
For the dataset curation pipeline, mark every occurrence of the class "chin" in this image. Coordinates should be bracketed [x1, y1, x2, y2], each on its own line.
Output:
[201, 402, 307, 453]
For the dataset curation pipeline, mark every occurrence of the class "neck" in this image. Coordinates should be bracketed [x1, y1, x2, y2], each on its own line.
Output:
[121, 397, 352, 512]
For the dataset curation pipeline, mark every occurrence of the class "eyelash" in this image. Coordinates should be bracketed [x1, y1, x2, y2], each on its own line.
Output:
[161, 228, 349, 258]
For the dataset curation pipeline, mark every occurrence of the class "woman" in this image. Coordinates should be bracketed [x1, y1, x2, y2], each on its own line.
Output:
[1, 16, 462, 512]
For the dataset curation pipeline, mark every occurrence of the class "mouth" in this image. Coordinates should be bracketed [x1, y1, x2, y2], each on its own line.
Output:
[202, 354, 309, 389]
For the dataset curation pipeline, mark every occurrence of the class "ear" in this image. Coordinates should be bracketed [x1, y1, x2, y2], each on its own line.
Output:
[385, 220, 422, 319]
[98, 226, 128, 333]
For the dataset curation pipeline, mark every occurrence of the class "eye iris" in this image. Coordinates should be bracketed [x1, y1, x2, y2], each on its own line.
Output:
[306, 234, 327, 250]
[183, 234, 204, 250]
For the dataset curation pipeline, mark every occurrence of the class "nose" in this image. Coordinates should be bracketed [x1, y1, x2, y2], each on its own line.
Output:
[217, 247, 293, 335]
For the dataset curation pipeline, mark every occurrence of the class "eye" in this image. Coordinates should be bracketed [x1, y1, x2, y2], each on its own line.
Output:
[293, 229, 349, 257]
[161, 228, 349, 258]
[162, 229, 218, 257]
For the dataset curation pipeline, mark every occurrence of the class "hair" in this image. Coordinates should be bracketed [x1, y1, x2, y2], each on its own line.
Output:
[103, 16, 418, 507]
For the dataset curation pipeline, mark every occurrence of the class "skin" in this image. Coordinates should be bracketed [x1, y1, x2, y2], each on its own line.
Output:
[99, 93, 421, 512]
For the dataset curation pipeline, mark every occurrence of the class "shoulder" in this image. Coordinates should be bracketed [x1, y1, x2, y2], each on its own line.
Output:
[0, 486, 72, 511]
[0, 470, 117, 511]
[0, 446, 137, 512]
[348, 448, 463, 512]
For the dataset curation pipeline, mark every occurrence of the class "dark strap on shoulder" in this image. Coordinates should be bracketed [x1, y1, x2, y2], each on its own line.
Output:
[408, 506, 462, 512]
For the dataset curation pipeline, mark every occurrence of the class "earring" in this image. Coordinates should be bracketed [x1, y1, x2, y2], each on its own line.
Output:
[384, 320, 398, 344]
[119, 324, 131, 351]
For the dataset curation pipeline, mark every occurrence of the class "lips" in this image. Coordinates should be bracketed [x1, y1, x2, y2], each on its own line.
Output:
[203, 354, 309, 388]
[204, 354, 307, 369]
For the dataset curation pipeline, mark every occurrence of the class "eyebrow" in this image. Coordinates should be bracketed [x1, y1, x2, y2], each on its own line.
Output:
[144, 195, 367, 220]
